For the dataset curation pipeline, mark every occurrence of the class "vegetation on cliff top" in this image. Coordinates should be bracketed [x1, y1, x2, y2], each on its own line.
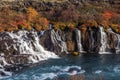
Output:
[0, 0, 119, 33]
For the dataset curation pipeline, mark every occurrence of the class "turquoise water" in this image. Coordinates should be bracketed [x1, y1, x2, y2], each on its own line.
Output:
[2, 54, 120, 80]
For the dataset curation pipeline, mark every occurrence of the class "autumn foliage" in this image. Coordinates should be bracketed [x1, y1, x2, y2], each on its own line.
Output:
[26, 7, 38, 22]
[0, 1, 120, 34]
[0, 7, 49, 32]
[102, 11, 114, 21]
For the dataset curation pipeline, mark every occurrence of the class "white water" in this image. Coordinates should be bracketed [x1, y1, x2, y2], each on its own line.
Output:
[50, 29, 67, 53]
[11, 30, 57, 62]
[99, 27, 110, 54]
[75, 29, 83, 52]
[95, 70, 102, 74]
[0, 30, 58, 64]
[108, 29, 120, 53]
[6, 65, 85, 80]
[115, 34, 120, 53]
[34, 65, 84, 80]
[0, 30, 58, 78]
[0, 55, 12, 78]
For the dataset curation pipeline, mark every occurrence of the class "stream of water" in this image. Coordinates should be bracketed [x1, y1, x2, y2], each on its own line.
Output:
[1, 54, 120, 80]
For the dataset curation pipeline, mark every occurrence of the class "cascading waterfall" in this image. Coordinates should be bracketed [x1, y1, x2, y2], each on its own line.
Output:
[75, 29, 83, 52]
[0, 30, 58, 77]
[50, 29, 67, 53]
[108, 29, 120, 53]
[115, 34, 120, 53]
[99, 27, 110, 54]
[1, 30, 58, 63]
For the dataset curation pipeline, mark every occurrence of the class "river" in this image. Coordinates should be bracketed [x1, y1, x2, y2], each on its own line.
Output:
[2, 54, 120, 80]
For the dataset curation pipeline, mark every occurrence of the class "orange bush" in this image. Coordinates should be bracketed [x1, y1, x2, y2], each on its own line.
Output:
[34, 24, 42, 31]
[102, 11, 113, 21]
[58, 22, 66, 30]
[54, 22, 60, 30]
[67, 22, 76, 29]
[100, 20, 109, 29]
[110, 24, 120, 33]
[35, 17, 49, 30]
[58, 8, 79, 23]
[26, 7, 38, 22]
[0, 27, 5, 32]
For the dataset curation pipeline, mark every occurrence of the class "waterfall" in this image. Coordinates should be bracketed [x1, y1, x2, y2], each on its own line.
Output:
[50, 29, 67, 53]
[115, 34, 120, 53]
[75, 29, 83, 52]
[99, 27, 110, 54]
[1, 30, 58, 63]
[108, 29, 120, 54]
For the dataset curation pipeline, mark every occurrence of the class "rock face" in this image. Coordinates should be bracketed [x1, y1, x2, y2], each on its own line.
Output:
[39, 26, 120, 54]
[107, 28, 120, 53]
[81, 27, 101, 53]
[39, 29, 67, 55]
[0, 26, 119, 57]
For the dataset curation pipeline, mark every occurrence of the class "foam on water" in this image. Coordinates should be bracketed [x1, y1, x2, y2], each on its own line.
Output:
[95, 70, 102, 74]
[38, 73, 57, 80]
[62, 66, 81, 72]
[39, 66, 84, 79]
[0, 69, 12, 79]
[113, 65, 120, 73]
[2, 65, 85, 80]
[45, 66, 85, 79]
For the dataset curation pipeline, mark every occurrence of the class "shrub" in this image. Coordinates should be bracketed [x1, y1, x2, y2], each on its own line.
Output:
[110, 24, 120, 33]
[53, 22, 67, 30]
[34, 24, 42, 31]
[34, 17, 49, 30]
[85, 19, 98, 27]
[102, 11, 113, 21]
[99, 20, 109, 29]
[58, 8, 79, 23]
[26, 7, 38, 22]
[67, 22, 76, 29]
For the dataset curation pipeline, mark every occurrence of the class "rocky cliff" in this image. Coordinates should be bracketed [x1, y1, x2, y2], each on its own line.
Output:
[0, 26, 119, 56]
[39, 26, 120, 54]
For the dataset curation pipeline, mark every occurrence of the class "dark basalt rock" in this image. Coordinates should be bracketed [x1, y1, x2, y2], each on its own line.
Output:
[39, 27, 102, 54]
[0, 27, 119, 56]
[107, 29, 120, 53]
[39, 30, 54, 52]
[39, 26, 120, 54]
[39, 29, 67, 55]
[64, 28, 76, 52]
[82, 27, 101, 53]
